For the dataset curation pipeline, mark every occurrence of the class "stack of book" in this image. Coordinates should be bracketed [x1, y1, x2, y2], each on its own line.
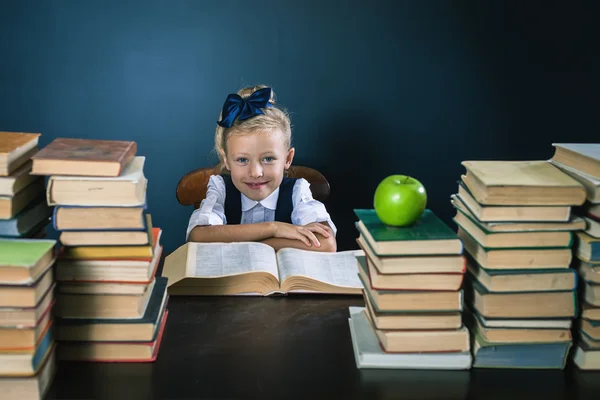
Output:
[0, 132, 52, 239]
[549, 143, 600, 370]
[453, 159, 587, 369]
[29, 137, 168, 363]
[0, 238, 58, 400]
[349, 208, 471, 370]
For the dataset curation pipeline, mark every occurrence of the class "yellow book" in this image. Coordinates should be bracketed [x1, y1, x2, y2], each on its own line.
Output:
[61, 244, 153, 259]
[60, 221, 158, 260]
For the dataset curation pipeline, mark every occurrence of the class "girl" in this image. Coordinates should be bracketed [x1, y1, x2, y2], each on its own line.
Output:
[186, 85, 337, 252]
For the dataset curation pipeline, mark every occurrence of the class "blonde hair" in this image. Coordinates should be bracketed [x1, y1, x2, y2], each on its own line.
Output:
[214, 85, 292, 172]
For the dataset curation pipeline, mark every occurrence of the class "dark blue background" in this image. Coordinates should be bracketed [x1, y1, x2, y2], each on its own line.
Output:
[1, 1, 598, 255]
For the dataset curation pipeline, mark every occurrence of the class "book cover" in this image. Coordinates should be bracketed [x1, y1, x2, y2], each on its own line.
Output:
[552, 143, 600, 175]
[462, 160, 587, 206]
[472, 330, 572, 369]
[462, 160, 584, 189]
[0, 132, 40, 157]
[31, 138, 136, 177]
[354, 209, 459, 242]
[0, 239, 57, 268]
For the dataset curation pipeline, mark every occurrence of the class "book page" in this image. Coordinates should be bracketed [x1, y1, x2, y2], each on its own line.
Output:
[192, 242, 279, 280]
[276, 249, 363, 288]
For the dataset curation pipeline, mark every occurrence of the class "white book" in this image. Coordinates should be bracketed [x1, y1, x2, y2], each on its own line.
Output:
[46, 156, 147, 206]
[573, 346, 600, 370]
[553, 143, 600, 164]
[348, 306, 472, 370]
[550, 159, 600, 203]
[551, 143, 600, 181]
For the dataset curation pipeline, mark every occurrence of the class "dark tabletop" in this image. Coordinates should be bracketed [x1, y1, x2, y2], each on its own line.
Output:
[46, 295, 600, 400]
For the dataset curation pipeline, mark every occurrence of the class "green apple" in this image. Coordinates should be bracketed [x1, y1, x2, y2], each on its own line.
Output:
[373, 175, 427, 226]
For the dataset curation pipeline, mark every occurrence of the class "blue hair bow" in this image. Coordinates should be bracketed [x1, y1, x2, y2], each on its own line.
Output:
[216, 87, 273, 128]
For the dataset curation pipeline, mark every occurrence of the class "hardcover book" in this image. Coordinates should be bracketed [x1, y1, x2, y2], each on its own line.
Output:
[461, 160, 586, 206]
[348, 306, 472, 370]
[0, 239, 57, 285]
[551, 143, 600, 179]
[31, 138, 136, 177]
[0, 132, 40, 176]
[471, 330, 572, 369]
[45, 156, 146, 206]
[354, 209, 463, 256]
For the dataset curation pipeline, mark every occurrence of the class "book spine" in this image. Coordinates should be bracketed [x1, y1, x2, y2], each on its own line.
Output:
[52, 206, 59, 231]
[568, 232, 574, 248]
[117, 142, 137, 174]
[46, 177, 56, 206]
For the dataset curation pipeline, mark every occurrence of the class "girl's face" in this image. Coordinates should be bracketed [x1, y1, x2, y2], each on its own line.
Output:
[223, 129, 295, 202]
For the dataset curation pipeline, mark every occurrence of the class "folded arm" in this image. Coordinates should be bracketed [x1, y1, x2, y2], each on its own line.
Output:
[260, 222, 337, 252]
[186, 176, 337, 252]
[188, 221, 337, 252]
[188, 222, 275, 243]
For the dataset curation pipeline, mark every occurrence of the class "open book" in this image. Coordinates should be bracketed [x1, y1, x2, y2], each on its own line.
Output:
[162, 242, 363, 296]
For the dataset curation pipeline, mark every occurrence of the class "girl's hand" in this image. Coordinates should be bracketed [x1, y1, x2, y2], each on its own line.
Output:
[271, 222, 330, 247]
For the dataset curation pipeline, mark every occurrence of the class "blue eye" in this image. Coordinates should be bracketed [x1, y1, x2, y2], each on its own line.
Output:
[236, 158, 248, 163]
[263, 157, 275, 163]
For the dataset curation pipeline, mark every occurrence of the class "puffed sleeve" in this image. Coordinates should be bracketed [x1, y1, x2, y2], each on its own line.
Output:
[185, 175, 227, 241]
[290, 178, 337, 236]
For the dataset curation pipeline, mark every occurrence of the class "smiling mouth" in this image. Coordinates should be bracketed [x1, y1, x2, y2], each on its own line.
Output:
[246, 182, 267, 189]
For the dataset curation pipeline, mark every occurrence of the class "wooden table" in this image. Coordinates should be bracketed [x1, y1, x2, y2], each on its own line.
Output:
[46, 295, 600, 399]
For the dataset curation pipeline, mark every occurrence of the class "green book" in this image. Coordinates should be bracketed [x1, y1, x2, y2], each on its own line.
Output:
[354, 208, 463, 256]
[0, 238, 57, 285]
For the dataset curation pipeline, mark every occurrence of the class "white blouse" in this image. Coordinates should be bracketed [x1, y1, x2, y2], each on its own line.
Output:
[186, 175, 337, 240]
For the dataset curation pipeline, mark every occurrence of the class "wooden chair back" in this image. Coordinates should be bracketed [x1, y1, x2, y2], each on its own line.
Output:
[176, 164, 330, 209]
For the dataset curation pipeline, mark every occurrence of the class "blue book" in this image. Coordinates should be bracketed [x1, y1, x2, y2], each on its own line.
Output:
[0, 196, 52, 237]
[472, 330, 572, 369]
